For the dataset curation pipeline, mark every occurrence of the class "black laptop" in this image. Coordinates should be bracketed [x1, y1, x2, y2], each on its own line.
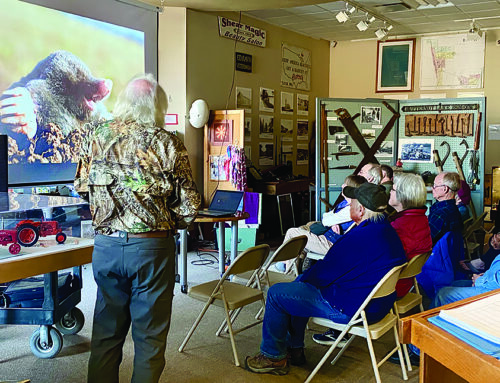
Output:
[198, 190, 244, 217]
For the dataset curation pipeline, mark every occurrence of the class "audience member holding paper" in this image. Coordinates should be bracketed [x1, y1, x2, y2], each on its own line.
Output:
[433, 252, 500, 307]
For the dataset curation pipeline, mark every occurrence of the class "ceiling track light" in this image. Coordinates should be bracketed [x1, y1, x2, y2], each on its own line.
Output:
[356, 13, 376, 32]
[335, 4, 356, 23]
[375, 23, 393, 41]
[468, 19, 483, 40]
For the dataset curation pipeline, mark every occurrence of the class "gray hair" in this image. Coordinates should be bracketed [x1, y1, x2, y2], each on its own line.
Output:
[368, 165, 383, 185]
[352, 199, 385, 222]
[113, 73, 168, 126]
[441, 172, 461, 193]
[393, 173, 427, 210]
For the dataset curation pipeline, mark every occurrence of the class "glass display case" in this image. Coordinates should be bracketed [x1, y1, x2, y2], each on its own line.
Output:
[0, 192, 91, 258]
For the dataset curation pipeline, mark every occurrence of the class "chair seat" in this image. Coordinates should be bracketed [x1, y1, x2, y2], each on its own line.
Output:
[396, 292, 422, 314]
[307, 252, 325, 261]
[312, 312, 397, 340]
[267, 270, 296, 285]
[188, 280, 263, 310]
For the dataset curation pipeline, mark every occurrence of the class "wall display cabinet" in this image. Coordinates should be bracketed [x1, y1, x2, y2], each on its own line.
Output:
[315, 97, 486, 220]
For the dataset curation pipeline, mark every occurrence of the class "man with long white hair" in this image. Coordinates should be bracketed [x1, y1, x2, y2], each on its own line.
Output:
[75, 74, 200, 383]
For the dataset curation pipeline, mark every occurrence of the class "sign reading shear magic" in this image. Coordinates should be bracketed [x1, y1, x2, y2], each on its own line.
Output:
[218, 17, 266, 47]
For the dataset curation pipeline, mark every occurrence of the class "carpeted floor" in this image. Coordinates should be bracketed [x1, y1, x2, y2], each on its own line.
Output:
[0, 249, 419, 383]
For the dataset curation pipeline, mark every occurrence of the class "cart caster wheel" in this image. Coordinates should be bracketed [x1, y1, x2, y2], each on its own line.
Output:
[30, 327, 63, 359]
[56, 307, 85, 335]
[56, 232, 67, 244]
[9, 243, 21, 255]
[181, 285, 188, 294]
[175, 273, 180, 283]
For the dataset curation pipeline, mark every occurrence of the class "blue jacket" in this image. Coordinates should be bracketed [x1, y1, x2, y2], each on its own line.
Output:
[297, 218, 406, 323]
[417, 230, 466, 300]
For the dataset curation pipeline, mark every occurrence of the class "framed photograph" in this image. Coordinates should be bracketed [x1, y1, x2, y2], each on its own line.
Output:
[236, 87, 252, 112]
[335, 134, 348, 145]
[281, 92, 294, 115]
[259, 115, 274, 139]
[297, 119, 309, 140]
[259, 87, 275, 112]
[259, 142, 274, 166]
[398, 138, 434, 163]
[280, 119, 293, 141]
[210, 120, 233, 146]
[361, 129, 376, 140]
[361, 106, 381, 124]
[297, 94, 309, 116]
[375, 141, 394, 158]
[244, 117, 252, 141]
[376, 38, 415, 93]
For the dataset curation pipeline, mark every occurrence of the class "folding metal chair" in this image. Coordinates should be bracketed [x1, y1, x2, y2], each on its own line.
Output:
[178, 244, 270, 366]
[305, 263, 408, 383]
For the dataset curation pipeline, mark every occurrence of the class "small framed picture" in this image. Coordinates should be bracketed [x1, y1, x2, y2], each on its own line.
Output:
[376, 38, 415, 93]
[210, 120, 233, 146]
[398, 138, 434, 163]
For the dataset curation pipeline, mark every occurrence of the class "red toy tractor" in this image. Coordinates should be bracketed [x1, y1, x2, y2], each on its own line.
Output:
[16, 220, 67, 248]
[0, 230, 22, 254]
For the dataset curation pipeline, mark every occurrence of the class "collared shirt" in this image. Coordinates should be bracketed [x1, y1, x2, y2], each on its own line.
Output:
[475, 254, 500, 290]
[74, 119, 201, 234]
[428, 199, 463, 244]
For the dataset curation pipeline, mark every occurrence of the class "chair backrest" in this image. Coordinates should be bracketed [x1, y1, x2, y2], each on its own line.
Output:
[350, 263, 407, 321]
[225, 244, 270, 277]
[266, 235, 307, 264]
[399, 251, 432, 279]
[463, 210, 487, 240]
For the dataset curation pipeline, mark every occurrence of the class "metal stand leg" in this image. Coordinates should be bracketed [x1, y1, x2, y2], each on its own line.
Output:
[218, 222, 225, 275]
[230, 221, 238, 264]
[179, 229, 188, 293]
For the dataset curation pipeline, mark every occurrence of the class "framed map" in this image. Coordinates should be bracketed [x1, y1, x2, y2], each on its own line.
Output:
[420, 34, 485, 90]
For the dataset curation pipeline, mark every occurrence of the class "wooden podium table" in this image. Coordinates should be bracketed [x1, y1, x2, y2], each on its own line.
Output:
[400, 289, 500, 383]
[178, 212, 249, 293]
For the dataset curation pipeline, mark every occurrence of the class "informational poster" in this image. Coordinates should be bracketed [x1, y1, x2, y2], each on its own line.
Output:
[420, 33, 485, 90]
[281, 43, 311, 91]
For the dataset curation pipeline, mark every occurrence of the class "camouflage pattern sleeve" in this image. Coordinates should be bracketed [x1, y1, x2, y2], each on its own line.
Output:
[166, 133, 201, 229]
[74, 130, 92, 202]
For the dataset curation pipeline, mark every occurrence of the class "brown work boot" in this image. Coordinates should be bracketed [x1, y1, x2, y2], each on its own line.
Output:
[245, 353, 289, 375]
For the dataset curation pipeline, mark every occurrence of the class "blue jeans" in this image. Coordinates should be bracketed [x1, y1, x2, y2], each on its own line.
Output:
[432, 279, 490, 308]
[260, 282, 350, 359]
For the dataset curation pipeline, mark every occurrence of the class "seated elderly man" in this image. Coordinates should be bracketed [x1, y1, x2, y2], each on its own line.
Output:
[434, 251, 500, 307]
[245, 183, 406, 375]
[429, 171, 463, 244]
[281, 175, 366, 270]
[358, 162, 382, 185]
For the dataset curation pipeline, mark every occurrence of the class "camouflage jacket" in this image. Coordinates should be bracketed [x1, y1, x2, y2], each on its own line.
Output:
[74, 119, 200, 234]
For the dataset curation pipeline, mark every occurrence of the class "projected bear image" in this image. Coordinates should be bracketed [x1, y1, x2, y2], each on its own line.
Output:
[0, 50, 112, 164]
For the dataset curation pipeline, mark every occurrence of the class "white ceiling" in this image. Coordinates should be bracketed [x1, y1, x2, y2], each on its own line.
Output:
[141, 0, 500, 41]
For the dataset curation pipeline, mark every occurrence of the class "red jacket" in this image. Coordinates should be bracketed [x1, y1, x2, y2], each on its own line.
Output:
[390, 208, 433, 298]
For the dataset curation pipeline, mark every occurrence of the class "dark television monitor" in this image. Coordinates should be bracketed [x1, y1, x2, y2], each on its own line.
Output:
[0, 0, 158, 186]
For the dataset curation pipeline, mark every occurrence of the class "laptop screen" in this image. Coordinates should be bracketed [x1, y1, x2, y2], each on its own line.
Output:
[209, 190, 244, 213]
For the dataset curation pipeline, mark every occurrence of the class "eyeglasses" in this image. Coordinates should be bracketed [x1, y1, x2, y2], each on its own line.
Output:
[432, 184, 447, 189]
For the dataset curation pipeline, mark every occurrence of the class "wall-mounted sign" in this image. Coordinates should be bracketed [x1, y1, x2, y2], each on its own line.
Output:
[281, 43, 311, 91]
[235, 52, 252, 73]
[218, 17, 266, 48]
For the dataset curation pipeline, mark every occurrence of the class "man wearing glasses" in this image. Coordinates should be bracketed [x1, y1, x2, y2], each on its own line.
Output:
[429, 171, 463, 244]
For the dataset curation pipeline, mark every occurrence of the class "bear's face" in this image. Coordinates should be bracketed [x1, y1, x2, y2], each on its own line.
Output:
[43, 51, 112, 121]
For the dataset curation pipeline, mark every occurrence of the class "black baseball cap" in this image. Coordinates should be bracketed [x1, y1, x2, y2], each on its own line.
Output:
[343, 183, 388, 212]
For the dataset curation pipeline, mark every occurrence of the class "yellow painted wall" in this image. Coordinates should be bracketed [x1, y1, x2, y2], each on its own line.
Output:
[159, 9, 330, 190]
[329, 31, 500, 173]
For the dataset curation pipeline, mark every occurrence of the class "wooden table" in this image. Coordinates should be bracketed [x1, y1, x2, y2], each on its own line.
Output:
[400, 289, 500, 383]
[0, 237, 94, 283]
[178, 212, 249, 293]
